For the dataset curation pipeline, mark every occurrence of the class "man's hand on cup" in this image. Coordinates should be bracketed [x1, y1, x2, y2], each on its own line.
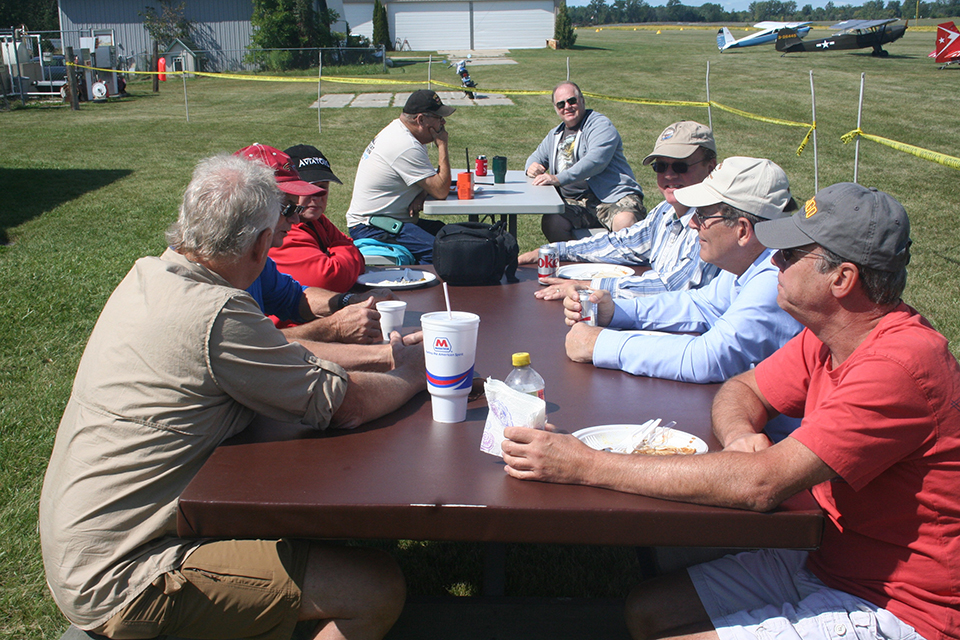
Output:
[534, 277, 589, 302]
[387, 330, 425, 372]
[332, 298, 383, 344]
[561, 287, 614, 326]
[526, 162, 547, 178]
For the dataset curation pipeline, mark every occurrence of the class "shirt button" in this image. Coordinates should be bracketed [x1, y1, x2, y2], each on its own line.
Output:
[834, 624, 846, 636]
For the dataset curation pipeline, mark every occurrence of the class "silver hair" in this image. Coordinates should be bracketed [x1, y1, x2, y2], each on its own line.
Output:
[552, 81, 583, 103]
[166, 154, 281, 261]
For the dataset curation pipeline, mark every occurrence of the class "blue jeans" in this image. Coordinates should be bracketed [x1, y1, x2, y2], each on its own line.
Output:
[349, 218, 445, 264]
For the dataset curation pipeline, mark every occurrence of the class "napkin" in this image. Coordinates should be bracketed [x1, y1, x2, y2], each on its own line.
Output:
[480, 378, 547, 457]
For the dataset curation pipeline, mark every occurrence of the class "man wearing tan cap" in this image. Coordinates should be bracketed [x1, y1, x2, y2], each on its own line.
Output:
[560, 157, 803, 385]
[520, 121, 721, 301]
[503, 184, 960, 640]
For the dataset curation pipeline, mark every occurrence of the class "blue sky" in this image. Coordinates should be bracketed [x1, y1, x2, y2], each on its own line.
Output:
[566, 0, 873, 12]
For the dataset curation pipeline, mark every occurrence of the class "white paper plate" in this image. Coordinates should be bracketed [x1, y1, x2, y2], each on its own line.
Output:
[556, 263, 635, 280]
[356, 269, 436, 289]
[572, 424, 708, 455]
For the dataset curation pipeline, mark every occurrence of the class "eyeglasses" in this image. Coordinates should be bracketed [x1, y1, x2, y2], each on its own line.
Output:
[693, 211, 729, 227]
[651, 157, 708, 174]
[280, 202, 305, 218]
[773, 247, 822, 269]
[554, 96, 579, 110]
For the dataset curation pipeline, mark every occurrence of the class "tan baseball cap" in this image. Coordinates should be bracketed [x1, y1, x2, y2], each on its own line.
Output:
[642, 121, 716, 165]
[674, 157, 793, 221]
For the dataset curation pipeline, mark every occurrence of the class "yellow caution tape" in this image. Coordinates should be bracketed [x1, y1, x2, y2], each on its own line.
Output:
[710, 101, 810, 129]
[842, 129, 960, 170]
[796, 122, 816, 157]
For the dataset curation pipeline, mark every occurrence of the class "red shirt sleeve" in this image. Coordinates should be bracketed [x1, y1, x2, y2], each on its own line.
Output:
[269, 218, 364, 293]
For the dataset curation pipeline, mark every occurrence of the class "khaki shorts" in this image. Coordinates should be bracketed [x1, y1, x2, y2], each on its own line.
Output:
[561, 192, 646, 231]
[95, 539, 310, 640]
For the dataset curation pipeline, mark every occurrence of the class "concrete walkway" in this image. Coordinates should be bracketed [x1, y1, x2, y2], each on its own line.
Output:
[313, 90, 514, 109]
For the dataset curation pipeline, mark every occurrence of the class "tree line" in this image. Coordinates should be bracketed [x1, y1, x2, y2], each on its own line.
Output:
[567, 0, 960, 25]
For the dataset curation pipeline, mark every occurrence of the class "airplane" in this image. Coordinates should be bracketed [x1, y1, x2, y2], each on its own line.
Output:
[776, 18, 907, 56]
[930, 21, 960, 67]
[717, 21, 812, 51]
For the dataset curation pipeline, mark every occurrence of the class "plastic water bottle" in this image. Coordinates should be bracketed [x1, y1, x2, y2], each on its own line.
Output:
[504, 352, 545, 400]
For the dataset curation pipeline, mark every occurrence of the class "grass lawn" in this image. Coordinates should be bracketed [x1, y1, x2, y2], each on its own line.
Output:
[1, 24, 958, 640]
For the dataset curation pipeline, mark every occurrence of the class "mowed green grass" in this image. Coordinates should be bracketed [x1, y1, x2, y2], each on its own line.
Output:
[1, 24, 958, 639]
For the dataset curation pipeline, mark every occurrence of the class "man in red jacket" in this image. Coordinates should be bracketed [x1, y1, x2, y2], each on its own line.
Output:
[270, 144, 365, 293]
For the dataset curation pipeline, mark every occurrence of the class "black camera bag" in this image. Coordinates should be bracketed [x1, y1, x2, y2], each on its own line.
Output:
[433, 220, 519, 286]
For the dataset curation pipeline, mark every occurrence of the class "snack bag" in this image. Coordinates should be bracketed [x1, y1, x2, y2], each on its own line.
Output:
[480, 378, 546, 457]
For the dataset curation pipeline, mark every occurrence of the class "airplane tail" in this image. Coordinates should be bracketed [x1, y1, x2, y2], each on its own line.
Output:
[775, 27, 802, 52]
[717, 27, 736, 51]
[935, 21, 960, 63]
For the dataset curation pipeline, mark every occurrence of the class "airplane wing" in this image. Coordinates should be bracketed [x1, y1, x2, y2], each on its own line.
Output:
[754, 21, 811, 29]
[831, 19, 896, 33]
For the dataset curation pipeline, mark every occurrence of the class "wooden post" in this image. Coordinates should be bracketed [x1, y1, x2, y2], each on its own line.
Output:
[66, 46, 80, 110]
[152, 41, 159, 93]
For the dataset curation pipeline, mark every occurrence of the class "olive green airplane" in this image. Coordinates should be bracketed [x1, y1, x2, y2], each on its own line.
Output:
[776, 19, 907, 57]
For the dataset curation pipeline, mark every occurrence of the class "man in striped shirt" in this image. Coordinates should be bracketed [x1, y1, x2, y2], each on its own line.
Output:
[519, 121, 721, 301]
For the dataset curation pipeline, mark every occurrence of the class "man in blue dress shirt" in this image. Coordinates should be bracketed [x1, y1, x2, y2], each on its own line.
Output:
[562, 157, 803, 386]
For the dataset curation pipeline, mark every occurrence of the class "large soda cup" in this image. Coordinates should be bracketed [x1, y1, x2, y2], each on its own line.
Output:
[421, 311, 481, 423]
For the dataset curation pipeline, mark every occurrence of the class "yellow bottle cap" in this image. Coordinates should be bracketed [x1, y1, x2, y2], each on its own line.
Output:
[512, 352, 531, 367]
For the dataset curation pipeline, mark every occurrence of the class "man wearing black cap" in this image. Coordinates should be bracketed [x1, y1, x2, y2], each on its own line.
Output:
[346, 89, 455, 263]
[270, 144, 364, 293]
[503, 184, 960, 640]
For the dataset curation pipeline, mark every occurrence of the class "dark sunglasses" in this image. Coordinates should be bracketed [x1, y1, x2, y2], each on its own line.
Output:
[280, 202, 306, 218]
[774, 247, 822, 268]
[651, 157, 708, 174]
[554, 96, 579, 110]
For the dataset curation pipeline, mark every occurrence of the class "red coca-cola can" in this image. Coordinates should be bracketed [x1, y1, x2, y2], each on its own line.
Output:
[538, 246, 559, 285]
[475, 155, 488, 176]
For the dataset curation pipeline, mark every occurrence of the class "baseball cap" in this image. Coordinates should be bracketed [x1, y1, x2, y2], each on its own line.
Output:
[284, 144, 342, 185]
[674, 157, 793, 220]
[403, 90, 456, 117]
[234, 143, 324, 197]
[642, 121, 716, 165]
[755, 183, 911, 272]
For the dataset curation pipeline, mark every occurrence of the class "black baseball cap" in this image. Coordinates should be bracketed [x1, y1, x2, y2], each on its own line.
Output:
[403, 90, 456, 117]
[284, 144, 342, 185]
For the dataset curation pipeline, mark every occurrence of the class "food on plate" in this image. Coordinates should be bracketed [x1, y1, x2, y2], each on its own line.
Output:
[631, 444, 698, 456]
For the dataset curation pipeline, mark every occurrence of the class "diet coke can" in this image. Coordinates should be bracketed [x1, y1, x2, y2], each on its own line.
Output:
[578, 289, 598, 326]
[538, 246, 559, 284]
[475, 155, 488, 176]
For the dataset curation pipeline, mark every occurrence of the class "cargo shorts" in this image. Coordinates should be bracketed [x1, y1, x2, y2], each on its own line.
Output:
[560, 192, 646, 231]
[94, 539, 310, 640]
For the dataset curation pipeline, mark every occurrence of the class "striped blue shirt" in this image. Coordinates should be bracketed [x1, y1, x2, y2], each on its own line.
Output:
[551, 199, 720, 299]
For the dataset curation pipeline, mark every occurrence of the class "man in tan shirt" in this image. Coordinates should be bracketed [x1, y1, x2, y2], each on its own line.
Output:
[40, 154, 425, 640]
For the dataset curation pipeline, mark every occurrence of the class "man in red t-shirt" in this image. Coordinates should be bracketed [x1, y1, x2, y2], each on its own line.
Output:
[270, 144, 365, 293]
[501, 183, 959, 640]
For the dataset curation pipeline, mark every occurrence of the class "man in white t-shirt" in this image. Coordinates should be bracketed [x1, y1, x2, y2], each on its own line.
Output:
[347, 90, 454, 263]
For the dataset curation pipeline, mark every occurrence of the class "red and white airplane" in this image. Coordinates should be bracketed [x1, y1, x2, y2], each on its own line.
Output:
[930, 21, 960, 67]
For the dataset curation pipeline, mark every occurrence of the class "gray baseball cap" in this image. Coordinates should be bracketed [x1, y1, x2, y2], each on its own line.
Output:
[755, 183, 911, 272]
[674, 157, 794, 220]
[642, 121, 716, 164]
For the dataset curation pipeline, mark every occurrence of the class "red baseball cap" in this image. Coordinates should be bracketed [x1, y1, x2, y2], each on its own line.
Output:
[234, 143, 325, 197]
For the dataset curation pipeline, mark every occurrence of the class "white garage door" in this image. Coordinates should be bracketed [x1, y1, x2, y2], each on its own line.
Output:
[344, 3, 375, 41]
[473, 0, 555, 49]
[391, 3, 471, 51]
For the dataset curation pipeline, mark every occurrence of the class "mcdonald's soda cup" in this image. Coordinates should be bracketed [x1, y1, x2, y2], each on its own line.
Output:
[421, 311, 480, 423]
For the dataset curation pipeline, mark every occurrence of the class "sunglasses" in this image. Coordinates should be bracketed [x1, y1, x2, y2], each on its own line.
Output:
[774, 247, 822, 268]
[651, 157, 708, 174]
[280, 202, 306, 218]
[554, 96, 579, 110]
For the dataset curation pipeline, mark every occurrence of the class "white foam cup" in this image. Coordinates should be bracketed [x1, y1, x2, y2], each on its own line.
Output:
[376, 300, 407, 342]
[420, 311, 480, 423]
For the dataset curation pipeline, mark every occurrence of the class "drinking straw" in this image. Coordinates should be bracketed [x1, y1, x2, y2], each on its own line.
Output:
[465, 147, 470, 173]
[443, 282, 452, 319]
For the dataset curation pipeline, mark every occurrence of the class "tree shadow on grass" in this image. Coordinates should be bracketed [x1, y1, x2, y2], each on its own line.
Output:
[0, 168, 133, 245]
